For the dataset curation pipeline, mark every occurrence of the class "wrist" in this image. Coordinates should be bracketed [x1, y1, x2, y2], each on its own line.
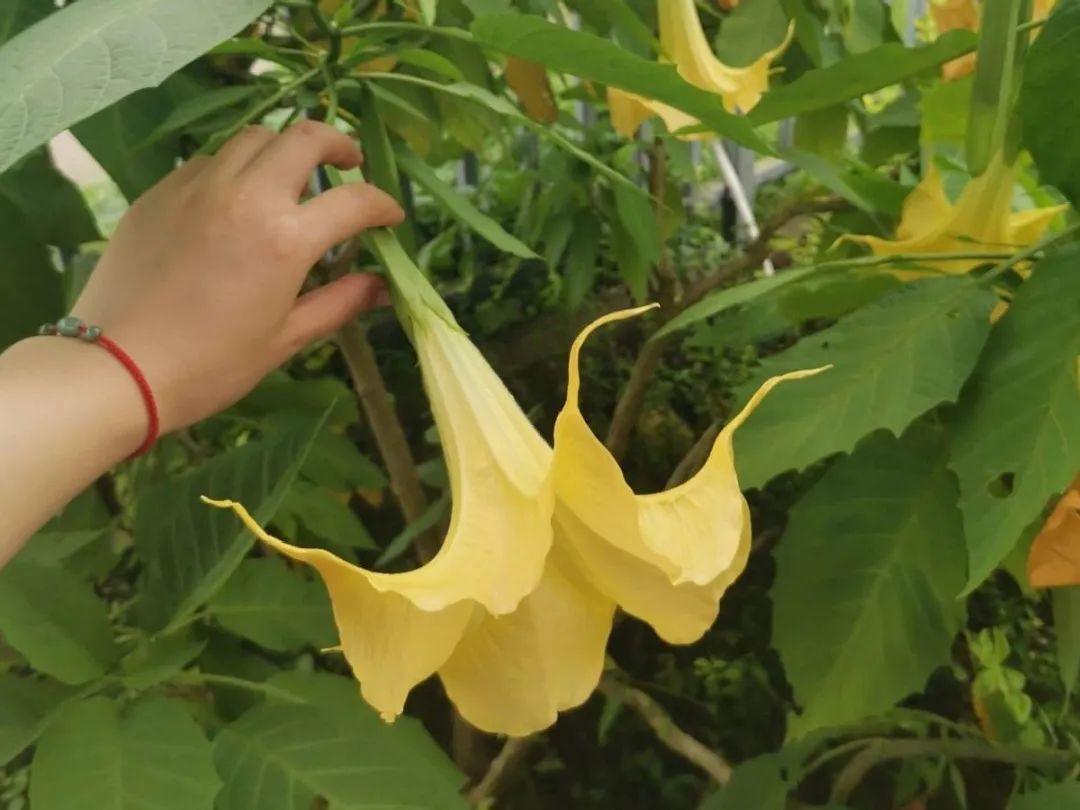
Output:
[6, 336, 148, 461]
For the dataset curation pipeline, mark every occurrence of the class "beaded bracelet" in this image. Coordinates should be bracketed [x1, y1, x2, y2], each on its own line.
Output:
[39, 316, 160, 457]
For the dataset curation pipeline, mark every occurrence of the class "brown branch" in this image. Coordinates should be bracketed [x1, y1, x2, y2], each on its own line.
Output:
[666, 420, 721, 488]
[599, 677, 732, 785]
[829, 737, 1079, 804]
[603, 196, 846, 462]
[465, 736, 541, 807]
[337, 321, 438, 562]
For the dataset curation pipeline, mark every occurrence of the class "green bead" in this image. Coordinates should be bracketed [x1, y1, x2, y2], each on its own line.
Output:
[56, 316, 83, 338]
[83, 326, 102, 342]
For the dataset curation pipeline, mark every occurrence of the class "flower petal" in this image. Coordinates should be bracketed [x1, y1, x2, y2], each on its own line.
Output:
[202, 498, 474, 721]
[552, 307, 827, 642]
[438, 543, 615, 736]
[1027, 478, 1080, 589]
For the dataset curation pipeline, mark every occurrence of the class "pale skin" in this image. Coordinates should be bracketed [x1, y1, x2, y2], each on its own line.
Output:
[0, 121, 404, 569]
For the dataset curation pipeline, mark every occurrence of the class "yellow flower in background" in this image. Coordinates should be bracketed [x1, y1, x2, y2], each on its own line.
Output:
[551, 307, 828, 644]
[841, 154, 1066, 279]
[659, 0, 792, 114]
[933, 0, 1058, 81]
[206, 309, 555, 727]
[1027, 476, 1080, 589]
[606, 0, 792, 138]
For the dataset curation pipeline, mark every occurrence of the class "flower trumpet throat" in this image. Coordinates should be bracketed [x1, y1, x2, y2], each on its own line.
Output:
[204, 298, 826, 736]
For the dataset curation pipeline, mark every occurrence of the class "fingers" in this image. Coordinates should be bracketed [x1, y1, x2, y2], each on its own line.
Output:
[297, 182, 405, 261]
[278, 274, 389, 358]
[245, 120, 363, 197]
[213, 125, 276, 175]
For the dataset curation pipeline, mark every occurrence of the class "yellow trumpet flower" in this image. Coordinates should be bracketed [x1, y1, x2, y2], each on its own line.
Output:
[841, 154, 1066, 279]
[933, 0, 1058, 81]
[206, 308, 555, 726]
[659, 0, 792, 114]
[607, 0, 792, 138]
[206, 301, 824, 736]
[552, 307, 828, 643]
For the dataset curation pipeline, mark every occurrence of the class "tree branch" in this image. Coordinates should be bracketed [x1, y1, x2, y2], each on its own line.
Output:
[599, 677, 733, 785]
[465, 736, 541, 807]
[336, 321, 438, 562]
[830, 737, 1079, 803]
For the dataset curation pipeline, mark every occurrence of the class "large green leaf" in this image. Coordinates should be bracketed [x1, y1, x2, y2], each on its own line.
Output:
[0, 558, 118, 685]
[748, 31, 978, 124]
[135, 417, 326, 633]
[0, 675, 78, 764]
[208, 558, 336, 653]
[952, 251, 1080, 590]
[734, 276, 996, 489]
[773, 429, 968, 737]
[1019, 0, 1080, 207]
[397, 148, 537, 258]
[72, 74, 202, 201]
[0, 149, 98, 247]
[214, 672, 467, 810]
[1011, 781, 1080, 810]
[714, 0, 791, 68]
[0, 197, 63, 351]
[0, 0, 272, 173]
[0, 0, 50, 46]
[470, 14, 771, 153]
[29, 696, 220, 810]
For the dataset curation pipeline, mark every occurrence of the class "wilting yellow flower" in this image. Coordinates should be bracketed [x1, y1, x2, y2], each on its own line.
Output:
[841, 154, 1066, 279]
[207, 302, 824, 736]
[552, 307, 828, 643]
[207, 309, 555, 727]
[659, 0, 792, 114]
[607, 87, 702, 139]
[1027, 476, 1080, 589]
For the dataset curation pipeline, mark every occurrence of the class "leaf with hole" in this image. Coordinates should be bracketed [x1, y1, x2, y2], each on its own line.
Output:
[952, 248, 1080, 590]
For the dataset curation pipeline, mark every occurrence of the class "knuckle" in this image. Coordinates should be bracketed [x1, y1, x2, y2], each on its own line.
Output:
[266, 211, 305, 260]
[289, 119, 326, 141]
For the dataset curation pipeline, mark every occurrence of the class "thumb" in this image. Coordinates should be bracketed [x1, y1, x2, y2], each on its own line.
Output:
[280, 273, 389, 356]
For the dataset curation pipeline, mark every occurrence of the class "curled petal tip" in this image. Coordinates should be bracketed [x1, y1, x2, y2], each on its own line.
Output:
[201, 496, 234, 509]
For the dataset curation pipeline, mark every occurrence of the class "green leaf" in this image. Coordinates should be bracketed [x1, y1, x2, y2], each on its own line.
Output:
[120, 633, 206, 690]
[301, 431, 387, 491]
[397, 149, 537, 258]
[773, 428, 968, 737]
[135, 417, 326, 633]
[0, 675, 78, 763]
[655, 266, 823, 340]
[0, 0, 50, 47]
[470, 14, 771, 153]
[236, 372, 359, 428]
[613, 178, 661, 296]
[0, 149, 99, 247]
[276, 480, 376, 551]
[72, 74, 202, 201]
[208, 557, 336, 653]
[1019, 0, 1080, 206]
[562, 210, 603, 310]
[0, 558, 118, 685]
[1011, 781, 1080, 810]
[29, 696, 220, 810]
[951, 250, 1080, 591]
[715, 0, 791, 67]
[0, 197, 62, 351]
[214, 671, 468, 810]
[138, 84, 262, 147]
[922, 75, 974, 145]
[377, 491, 450, 568]
[1052, 587, 1080, 699]
[734, 277, 996, 489]
[749, 31, 978, 124]
[793, 105, 849, 157]
[0, 0, 273, 173]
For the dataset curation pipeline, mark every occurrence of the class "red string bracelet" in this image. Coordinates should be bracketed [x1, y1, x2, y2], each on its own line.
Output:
[39, 316, 160, 458]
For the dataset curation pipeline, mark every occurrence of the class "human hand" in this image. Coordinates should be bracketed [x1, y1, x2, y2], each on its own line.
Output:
[71, 120, 404, 436]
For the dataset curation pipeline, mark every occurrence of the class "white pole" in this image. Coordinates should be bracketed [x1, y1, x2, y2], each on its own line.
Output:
[711, 140, 775, 276]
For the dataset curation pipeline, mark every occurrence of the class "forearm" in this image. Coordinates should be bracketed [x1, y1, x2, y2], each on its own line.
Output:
[0, 337, 144, 567]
